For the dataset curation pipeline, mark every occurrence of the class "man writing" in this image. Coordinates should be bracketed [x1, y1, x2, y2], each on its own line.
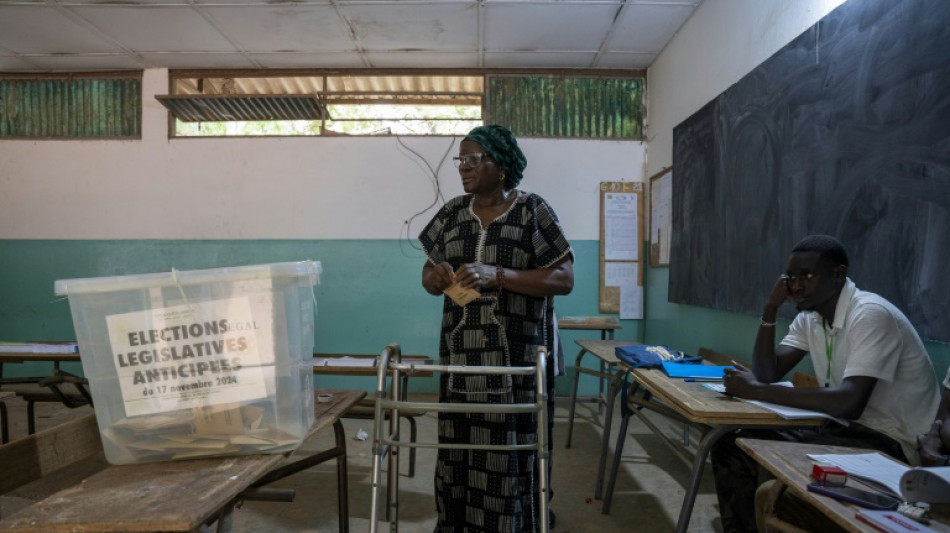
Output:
[712, 235, 941, 533]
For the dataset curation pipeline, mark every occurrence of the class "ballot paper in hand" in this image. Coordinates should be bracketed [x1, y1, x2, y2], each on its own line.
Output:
[444, 281, 480, 306]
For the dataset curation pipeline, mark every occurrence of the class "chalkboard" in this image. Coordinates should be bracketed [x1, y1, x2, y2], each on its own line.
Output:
[670, 0, 950, 342]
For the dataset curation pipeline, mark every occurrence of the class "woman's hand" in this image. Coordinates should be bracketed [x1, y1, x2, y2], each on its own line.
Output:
[456, 262, 493, 289]
[423, 262, 456, 294]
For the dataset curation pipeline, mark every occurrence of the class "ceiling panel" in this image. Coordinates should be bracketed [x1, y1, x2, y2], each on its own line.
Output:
[0, 0, 702, 73]
[0, 56, 35, 71]
[595, 52, 656, 70]
[485, 3, 619, 51]
[485, 51, 599, 69]
[0, 6, 121, 54]
[340, 3, 477, 50]
[247, 52, 369, 69]
[204, 5, 356, 51]
[607, 3, 699, 51]
[68, 6, 237, 53]
[363, 51, 481, 69]
[138, 52, 257, 70]
[20, 54, 147, 71]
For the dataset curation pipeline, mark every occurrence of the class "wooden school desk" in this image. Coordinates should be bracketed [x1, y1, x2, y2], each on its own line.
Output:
[560, 317, 622, 412]
[312, 353, 433, 389]
[735, 438, 950, 533]
[0, 347, 90, 434]
[313, 353, 432, 477]
[604, 367, 828, 533]
[563, 339, 636, 500]
[0, 388, 365, 533]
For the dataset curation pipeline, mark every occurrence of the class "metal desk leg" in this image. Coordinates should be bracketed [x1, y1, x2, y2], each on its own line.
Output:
[333, 420, 349, 533]
[674, 425, 734, 533]
[593, 372, 624, 499]
[249, 419, 350, 533]
[601, 404, 632, 514]
[565, 348, 590, 449]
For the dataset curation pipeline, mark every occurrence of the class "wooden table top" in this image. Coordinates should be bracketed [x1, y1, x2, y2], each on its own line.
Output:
[572, 339, 639, 366]
[312, 353, 433, 376]
[0, 388, 365, 533]
[571, 339, 825, 426]
[0, 352, 82, 364]
[632, 366, 825, 427]
[558, 316, 622, 331]
[736, 438, 950, 533]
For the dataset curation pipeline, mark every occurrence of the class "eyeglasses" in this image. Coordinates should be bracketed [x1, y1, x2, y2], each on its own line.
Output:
[784, 272, 816, 285]
[452, 153, 491, 169]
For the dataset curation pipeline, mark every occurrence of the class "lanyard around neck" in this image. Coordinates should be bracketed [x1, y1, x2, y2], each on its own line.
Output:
[822, 319, 834, 387]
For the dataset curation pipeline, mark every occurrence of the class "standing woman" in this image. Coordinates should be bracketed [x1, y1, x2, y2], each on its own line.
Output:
[420, 124, 574, 532]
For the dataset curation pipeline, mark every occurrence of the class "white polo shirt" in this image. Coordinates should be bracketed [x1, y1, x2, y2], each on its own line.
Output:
[782, 279, 940, 463]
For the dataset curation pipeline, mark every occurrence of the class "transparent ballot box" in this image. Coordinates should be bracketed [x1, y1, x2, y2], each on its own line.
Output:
[54, 261, 321, 465]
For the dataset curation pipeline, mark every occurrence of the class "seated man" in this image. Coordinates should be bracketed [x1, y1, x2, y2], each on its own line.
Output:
[918, 367, 950, 466]
[712, 234, 941, 533]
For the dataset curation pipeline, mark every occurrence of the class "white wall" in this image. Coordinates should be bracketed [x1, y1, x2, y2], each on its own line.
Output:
[0, 69, 645, 241]
[645, 0, 847, 177]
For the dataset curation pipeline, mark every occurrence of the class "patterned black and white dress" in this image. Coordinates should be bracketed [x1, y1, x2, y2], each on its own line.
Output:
[419, 191, 573, 533]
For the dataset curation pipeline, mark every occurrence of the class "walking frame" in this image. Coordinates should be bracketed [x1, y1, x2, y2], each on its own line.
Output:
[369, 343, 550, 533]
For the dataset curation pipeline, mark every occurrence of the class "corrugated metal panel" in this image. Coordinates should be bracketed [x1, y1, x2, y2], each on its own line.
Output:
[0, 78, 141, 138]
[155, 94, 325, 122]
[172, 75, 483, 97]
[486, 76, 644, 139]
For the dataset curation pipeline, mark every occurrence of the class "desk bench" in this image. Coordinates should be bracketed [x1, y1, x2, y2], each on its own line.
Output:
[0, 388, 364, 533]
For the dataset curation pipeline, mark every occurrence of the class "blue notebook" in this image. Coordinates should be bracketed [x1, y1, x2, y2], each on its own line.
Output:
[661, 361, 733, 379]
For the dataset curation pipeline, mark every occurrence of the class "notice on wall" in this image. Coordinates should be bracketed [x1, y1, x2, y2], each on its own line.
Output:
[605, 262, 639, 287]
[604, 192, 640, 261]
[106, 297, 270, 417]
[650, 170, 673, 266]
[620, 283, 644, 320]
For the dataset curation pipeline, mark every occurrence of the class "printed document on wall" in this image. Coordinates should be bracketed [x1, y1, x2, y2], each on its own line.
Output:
[605, 262, 638, 287]
[620, 283, 643, 319]
[604, 193, 639, 261]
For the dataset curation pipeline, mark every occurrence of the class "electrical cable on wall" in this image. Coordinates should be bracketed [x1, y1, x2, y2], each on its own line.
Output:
[395, 136, 456, 257]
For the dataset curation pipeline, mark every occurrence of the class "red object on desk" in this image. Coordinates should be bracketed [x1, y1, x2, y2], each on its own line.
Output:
[811, 463, 848, 486]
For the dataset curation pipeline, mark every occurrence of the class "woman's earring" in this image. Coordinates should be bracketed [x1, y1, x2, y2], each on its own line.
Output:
[500, 172, 506, 183]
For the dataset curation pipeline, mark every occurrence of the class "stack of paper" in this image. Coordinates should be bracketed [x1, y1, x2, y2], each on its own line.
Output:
[807, 452, 908, 496]
[810, 452, 950, 504]
[703, 381, 849, 425]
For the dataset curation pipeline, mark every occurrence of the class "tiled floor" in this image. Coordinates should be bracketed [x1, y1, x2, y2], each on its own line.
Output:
[0, 393, 724, 532]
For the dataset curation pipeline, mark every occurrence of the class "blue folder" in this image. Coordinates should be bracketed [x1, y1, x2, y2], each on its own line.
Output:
[661, 361, 733, 379]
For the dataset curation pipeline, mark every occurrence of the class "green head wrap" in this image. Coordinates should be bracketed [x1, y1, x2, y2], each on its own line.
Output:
[463, 124, 527, 188]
